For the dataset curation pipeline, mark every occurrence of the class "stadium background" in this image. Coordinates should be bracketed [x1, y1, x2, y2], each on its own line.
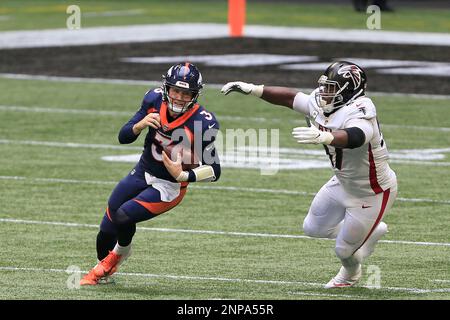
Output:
[0, 0, 449, 300]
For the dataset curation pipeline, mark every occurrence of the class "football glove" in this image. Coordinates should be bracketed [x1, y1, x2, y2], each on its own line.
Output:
[292, 126, 334, 145]
[221, 81, 264, 97]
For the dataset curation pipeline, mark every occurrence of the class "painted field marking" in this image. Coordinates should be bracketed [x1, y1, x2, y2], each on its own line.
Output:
[0, 266, 448, 294]
[1, 73, 450, 100]
[2, 137, 450, 170]
[1, 174, 450, 205]
[2, 23, 450, 49]
[1, 104, 450, 132]
[1, 217, 450, 247]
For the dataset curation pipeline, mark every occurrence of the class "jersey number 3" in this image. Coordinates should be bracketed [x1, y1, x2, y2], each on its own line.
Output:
[151, 132, 172, 162]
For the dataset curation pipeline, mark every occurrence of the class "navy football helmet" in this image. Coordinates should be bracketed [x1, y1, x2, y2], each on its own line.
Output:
[315, 61, 367, 114]
[162, 62, 203, 114]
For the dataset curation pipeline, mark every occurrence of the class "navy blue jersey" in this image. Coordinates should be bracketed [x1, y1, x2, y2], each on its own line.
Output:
[118, 88, 221, 183]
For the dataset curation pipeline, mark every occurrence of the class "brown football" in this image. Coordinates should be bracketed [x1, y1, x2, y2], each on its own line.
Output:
[165, 144, 200, 170]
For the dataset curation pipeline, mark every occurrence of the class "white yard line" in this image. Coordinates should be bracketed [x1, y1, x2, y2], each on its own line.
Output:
[83, 9, 146, 18]
[1, 174, 449, 205]
[0, 24, 230, 49]
[1, 104, 450, 132]
[7, 139, 450, 170]
[1, 73, 450, 100]
[0, 105, 131, 116]
[3, 137, 450, 168]
[0, 139, 142, 151]
[382, 124, 450, 133]
[390, 160, 450, 167]
[0, 73, 163, 87]
[2, 24, 450, 49]
[0, 266, 447, 294]
[287, 291, 365, 299]
[1, 217, 450, 248]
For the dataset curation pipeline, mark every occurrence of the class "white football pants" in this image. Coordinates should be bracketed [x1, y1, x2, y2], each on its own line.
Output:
[303, 176, 397, 262]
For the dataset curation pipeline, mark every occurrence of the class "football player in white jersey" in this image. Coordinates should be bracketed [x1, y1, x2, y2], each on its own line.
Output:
[221, 61, 397, 288]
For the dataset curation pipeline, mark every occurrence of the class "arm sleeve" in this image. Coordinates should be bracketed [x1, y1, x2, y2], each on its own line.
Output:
[344, 118, 374, 145]
[118, 107, 147, 144]
[292, 92, 310, 115]
[118, 89, 160, 144]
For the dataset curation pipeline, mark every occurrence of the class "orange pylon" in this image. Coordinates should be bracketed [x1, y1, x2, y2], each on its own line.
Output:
[229, 0, 246, 37]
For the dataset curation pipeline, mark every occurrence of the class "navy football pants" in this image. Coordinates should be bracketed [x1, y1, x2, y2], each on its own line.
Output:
[100, 164, 187, 234]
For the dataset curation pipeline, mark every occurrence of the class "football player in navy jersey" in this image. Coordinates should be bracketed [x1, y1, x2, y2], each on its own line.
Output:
[80, 62, 221, 285]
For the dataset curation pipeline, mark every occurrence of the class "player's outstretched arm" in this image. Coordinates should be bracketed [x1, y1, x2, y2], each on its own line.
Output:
[221, 81, 299, 109]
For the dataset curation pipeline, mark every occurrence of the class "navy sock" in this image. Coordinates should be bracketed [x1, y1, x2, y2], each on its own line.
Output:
[96, 230, 117, 261]
[117, 223, 136, 247]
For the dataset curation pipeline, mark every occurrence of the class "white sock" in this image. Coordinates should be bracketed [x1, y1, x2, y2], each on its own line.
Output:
[341, 250, 362, 275]
[113, 243, 132, 257]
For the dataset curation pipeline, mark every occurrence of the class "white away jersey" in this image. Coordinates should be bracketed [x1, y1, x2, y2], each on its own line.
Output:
[293, 89, 397, 197]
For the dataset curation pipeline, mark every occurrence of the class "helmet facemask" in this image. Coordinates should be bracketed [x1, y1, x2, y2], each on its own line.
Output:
[162, 62, 203, 115]
[163, 81, 200, 115]
[315, 75, 347, 114]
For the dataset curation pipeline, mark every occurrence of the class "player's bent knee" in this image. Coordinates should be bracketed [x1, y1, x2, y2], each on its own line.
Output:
[335, 243, 355, 260]
[303, 218, 325, 238]
[110, 207, 133, 225]
[100, 214, 118, 234]
[302, 220, 315, 237]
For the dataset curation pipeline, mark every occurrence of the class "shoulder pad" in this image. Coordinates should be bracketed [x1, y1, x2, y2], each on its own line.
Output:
[346, 97, 376, 120]
[143, 87, 164, 105]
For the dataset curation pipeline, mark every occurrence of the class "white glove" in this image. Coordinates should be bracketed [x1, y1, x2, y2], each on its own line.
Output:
[292, 126, 334, 145]
[221, 81, 264, 97]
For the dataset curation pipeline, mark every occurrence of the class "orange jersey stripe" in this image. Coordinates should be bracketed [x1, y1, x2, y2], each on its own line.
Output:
[106, 206, 112, 221]
[159, 101, 199, 131]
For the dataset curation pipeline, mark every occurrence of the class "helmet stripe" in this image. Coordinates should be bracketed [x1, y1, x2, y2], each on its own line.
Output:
[183, 62, 190, 79]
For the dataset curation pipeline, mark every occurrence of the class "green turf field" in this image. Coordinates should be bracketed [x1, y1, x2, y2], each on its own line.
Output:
[0, 0, 449, 33]
[0, 77, 449, 299]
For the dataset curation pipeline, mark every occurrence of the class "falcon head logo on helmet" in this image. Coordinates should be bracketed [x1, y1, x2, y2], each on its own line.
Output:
[315, 61, 367, 114]
[337, 64, 363, 89]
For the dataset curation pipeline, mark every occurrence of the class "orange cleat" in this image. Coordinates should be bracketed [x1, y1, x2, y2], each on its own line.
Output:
[80, 251, 123, 286]
[80, 269, 100, 286]
[93, 251, 122, 278]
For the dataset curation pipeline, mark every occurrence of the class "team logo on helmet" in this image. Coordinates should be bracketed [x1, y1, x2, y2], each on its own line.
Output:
[162, 62, 203, 114]
[337, 65, 363, 89]
[175, 80, 189, 88]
